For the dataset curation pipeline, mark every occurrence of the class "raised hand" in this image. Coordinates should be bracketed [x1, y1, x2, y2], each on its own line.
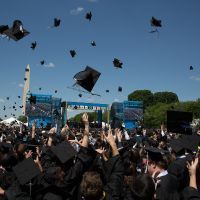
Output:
[82, 112, 89, 125]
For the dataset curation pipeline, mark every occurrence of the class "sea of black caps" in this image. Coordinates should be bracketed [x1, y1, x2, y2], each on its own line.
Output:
[0, 116, 199, 200]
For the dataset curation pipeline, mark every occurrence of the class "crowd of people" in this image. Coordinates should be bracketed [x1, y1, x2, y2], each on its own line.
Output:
[0, 113, 199, 200]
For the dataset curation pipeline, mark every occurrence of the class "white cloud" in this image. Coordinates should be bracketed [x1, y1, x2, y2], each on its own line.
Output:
[114, 98, 119, 102]
[70, 7, 84, 15]
[18, 83, 24, 88]
[190, 76, 200, 81]
[0, 98, 5, 103]
[44, 62, 55, 68]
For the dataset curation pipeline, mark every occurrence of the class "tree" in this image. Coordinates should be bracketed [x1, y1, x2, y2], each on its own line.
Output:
[128, 90, 154, 108]
[17, 115, 28, 123]
[144, 103, 172, 128]
[70, 112, 98, 122]
[154, 92, 179, 104]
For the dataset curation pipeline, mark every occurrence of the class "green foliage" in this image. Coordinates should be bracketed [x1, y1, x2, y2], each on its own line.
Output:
[154, 92, 179, 104]
[17, 115, 27, 123]
[128, 90, 154, 108]
[69, 111, 109, 122]
[174, 101, 200, 118]
[144, 103, 171, 128]
[69, 112, 98, 122]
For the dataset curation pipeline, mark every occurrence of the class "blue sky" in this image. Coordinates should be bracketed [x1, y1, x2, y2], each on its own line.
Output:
[0, 0, 200, 119]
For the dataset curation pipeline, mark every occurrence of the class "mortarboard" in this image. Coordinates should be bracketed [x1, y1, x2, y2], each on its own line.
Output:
[85, 12, 92, 21]
[0, 25, 9, 34]
[145, 147, 167, 162]
[78, 93, 82, 98]
[3, 20, 30, 41]
[113, 58, 123, 69]
[70, 50, 76, 58]
[118, 86, 122, 92]
[6, 97, 9, 100]
[169, 138, 184, 154]
[73, 66, 101, 92]
[39, 87, 42, 91]
[91, 41, 96, 46]
[106, 90, 109, 93]
[151, 17, 162, 27]
[181, 135, 200, 152]
[189, 66, 193, 70]
[54, 18, 61, 27]
[51, 141, 76, 163]
[13, 157, 41, 185]
[55, 90, 58, 93]
[40, 60, 45, 65]
[4, 115, 7, 118]
[31, 41, 37, 50]
[18, 96, 21, 98]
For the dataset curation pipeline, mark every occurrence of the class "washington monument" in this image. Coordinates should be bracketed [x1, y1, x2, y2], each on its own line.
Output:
[22, 64, 30, 114]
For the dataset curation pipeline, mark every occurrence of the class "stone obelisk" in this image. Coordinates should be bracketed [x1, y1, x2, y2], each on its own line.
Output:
[22, 64, 30, 115]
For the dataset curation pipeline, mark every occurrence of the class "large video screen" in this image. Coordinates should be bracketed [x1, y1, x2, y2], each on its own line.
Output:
[124, 108, 143, 120]
[25, 94, 52, 117]
[26, 103, 52, 117]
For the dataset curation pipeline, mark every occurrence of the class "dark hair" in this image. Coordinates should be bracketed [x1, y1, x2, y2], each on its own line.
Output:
[80, 171, 103, 200]
[132, 174, 155, 200]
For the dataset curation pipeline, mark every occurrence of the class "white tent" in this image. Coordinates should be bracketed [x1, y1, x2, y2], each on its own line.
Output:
[0, 117, 23, 126]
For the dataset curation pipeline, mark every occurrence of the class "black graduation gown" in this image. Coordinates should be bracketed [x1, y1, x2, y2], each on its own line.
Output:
[155, 173, 180, 200]
[34, 146, 96, 200]
[181, 187, 200, 200]
[103, 155, 124, 200]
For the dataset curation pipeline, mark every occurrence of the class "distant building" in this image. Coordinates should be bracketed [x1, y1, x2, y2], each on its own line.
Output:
[22, 65, 30, 114]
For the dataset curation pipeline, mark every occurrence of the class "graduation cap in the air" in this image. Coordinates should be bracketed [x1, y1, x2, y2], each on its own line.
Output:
[78, 94, 82, 98]
[51, 141, 76, 164]
[189, 66, 193, 70]
[118, 86, 122, 92]
[85, 12, 92, 21]
[4, 115, 7, 118]
[2, 20, 30, 41]
[73, 66, 101, 93]
[31, 41, 37, 50]
[40, 60, 45, 65]
[0, 25, 9, 34]
[24, 77, 27, 81]
[39, 87, 42, 91]
[13, 157, 41, 185]
[70, 50, 76, 58]
[18, 96, 21, 98]
[113, 58, 123, 69]
[151, 17, 162, 27]
[55, 90, 58, 93]
[6, 97, 9, 100]
[91, 41, 96, 46]
[54, 18, 61, 27]
[106, 90, 109, 93]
